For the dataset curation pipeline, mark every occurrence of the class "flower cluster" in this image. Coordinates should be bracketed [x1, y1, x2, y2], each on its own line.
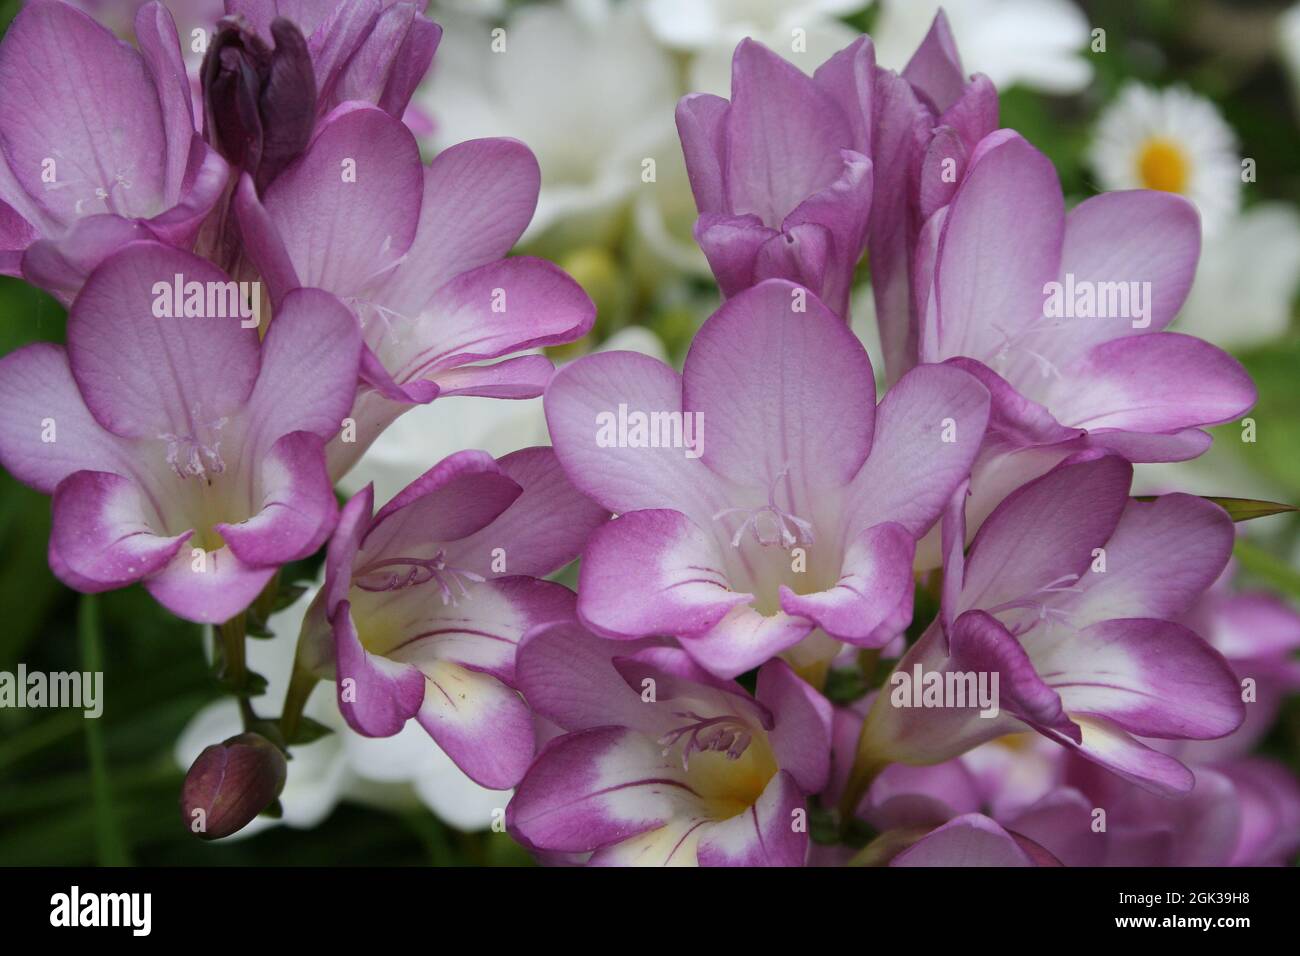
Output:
[0, 1, 1295, 867]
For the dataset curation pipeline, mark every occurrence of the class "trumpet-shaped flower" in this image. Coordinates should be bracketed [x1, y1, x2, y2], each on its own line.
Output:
[508, 622, 833, 866]
[298, 447, 608, 790]
[235, 104, 595, 480]
[909, 130, 1254, 562]
[676, 38, 874, 319]
[0, 1, 228, 301]
[0, 241, 361, 623]
[545, 279, 990, 679]
[859, 453, 1245, 795]
[869, 10, 998, 383]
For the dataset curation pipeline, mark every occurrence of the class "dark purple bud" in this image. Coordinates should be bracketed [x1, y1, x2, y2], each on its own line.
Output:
[201, 15, 315, 190]
[180, 731, 287, 840]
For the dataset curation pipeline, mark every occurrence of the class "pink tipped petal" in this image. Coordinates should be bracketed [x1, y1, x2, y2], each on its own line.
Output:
[545, 350, 716, 518]
[333, 602, 426, 737]
[452, 446, 609, 578]
[430, 354, 555, 399]
[578, 509, 748, 640]
[677, 605, 814, 680]
[67, 244, 259, 439]
[48, 470, 188, 591]
[515, 621, 666, 735]
[950, 610, 1078, 742]
[0, 2, 165, 224]
[411, 659, 535, 789]
[363, 450, 521, 558]
[323, 484, 373, 618]
[507, 726, 690, 853]
[695, 770, 807, 866]
[960, 454, 1131, 614]
[0, 343, 130, 493]
[243, 286, 363, 453]
[1043, 618, 1244, 740]
[693, 213, 776, 297]
[144, 543, 278, 624]
[387, 257, 595, 382]
[848, 363, 991, 537]
[780, 522, 915, 647]
[217, 430, 338, 566]
[682, 279, 876, 491]
[1056, 190, 1201, 349]
[1071, 715, 1196, 796]
[377, 137, 540, 309]
[259, 105, 423, 295]
[1069, 494, 1234, 625]
[757, 660, 833, 793]
[1048, 333, 1256, 433]
[932, 132, 1064, 361]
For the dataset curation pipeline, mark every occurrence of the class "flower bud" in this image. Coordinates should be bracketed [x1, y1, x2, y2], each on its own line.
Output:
[202, 16, 315, 190]
[180, 731, 287, 840]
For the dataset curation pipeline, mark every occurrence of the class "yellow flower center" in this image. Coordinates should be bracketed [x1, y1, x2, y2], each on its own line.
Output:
[1136, 137, 1191, 194]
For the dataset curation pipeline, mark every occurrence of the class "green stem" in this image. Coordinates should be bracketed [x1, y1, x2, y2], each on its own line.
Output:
[279, 662, 319, 744]
[79, 595, 131, 866]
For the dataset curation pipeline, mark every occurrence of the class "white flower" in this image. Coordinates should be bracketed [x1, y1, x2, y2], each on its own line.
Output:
[642, 0, 868, 50]
[417, 0, 678, 241]
[340, 327, 670, 504]
[871, 0, 1093, 94]
[1175, 203, 1300, 349]
[1089, 83, 1242, 236]
[174, 587, 503, 839]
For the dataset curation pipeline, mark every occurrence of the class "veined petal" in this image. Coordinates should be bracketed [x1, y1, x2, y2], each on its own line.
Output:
[377, 137, 540, 312]
[695, 770, 807, 866]
[333, 601, 425, 738]
[677, 605, 813, 680]
[891, 813, 1058, 867]
[507, 726, 693, 853]
[960, 454, 1131, 615]
[779, 521, 914, 647]
[257, 104, 422, 295]
[0, 2, 166, 224]
[545, 350, 719, 519]
[1039, 618, 1243, 740]
[682, 279, 876, 493]
[577, 508, 749, 641]
[757, 661, 833, 794]
[48, 470, 188, 592]
[847, 363, 991, 538]
[0, 343, 132, 493]
[410, 658, 534, 790]
[67, 243, 259, 439]
[1068, 494, 1234, 626]
[217, 430, 338, 567]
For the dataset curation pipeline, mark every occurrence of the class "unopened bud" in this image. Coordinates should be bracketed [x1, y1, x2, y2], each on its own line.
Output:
[201, 16, 315, 190]
[181, 732, 287, 840]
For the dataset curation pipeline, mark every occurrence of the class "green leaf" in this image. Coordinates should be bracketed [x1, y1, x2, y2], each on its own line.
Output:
[1133, 495, 1297, 522]
[283, 716, 334, 747]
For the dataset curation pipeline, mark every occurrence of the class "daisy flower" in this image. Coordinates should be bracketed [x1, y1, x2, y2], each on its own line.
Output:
[1089, 83, 1242, 236]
